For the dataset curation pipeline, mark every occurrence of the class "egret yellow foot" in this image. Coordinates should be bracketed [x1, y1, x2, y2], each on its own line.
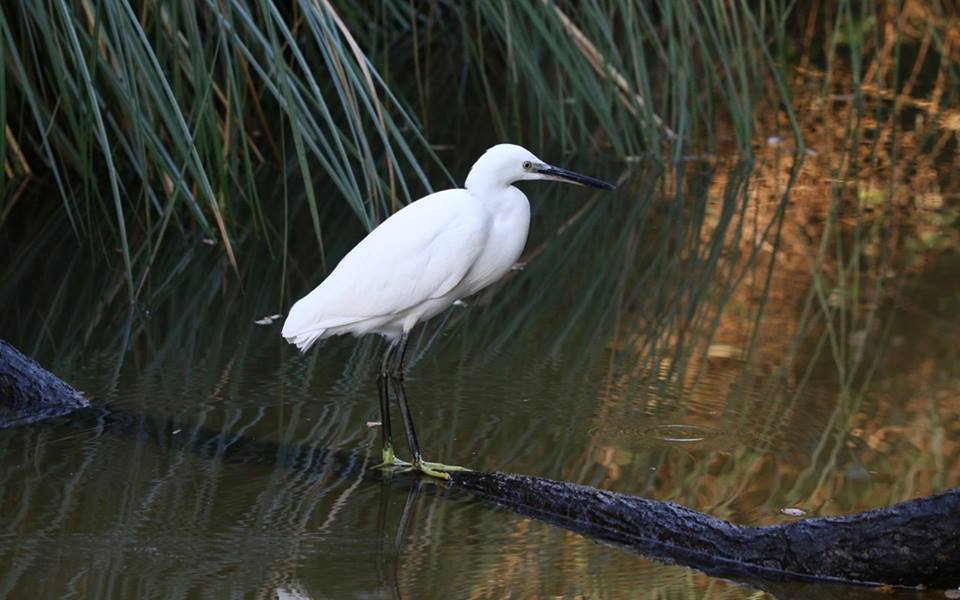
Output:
[373, 445, 412, 470]
[415, 460, 471, 480]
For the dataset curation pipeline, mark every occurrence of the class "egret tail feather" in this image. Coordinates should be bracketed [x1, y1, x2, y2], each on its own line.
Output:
[284, 328, 326, 353]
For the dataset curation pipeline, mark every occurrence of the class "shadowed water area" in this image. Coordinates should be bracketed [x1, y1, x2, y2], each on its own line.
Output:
[2, 4, 960, 600]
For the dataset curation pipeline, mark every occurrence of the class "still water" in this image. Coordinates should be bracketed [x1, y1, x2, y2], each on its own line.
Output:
[2, 128, 959, 598]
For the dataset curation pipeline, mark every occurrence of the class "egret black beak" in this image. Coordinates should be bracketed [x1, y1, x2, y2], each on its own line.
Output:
[536, 164, 616, 190]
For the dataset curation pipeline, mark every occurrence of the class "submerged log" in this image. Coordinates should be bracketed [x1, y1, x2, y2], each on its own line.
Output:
[0, 339, 88, 428]
[4, 344, 958, 589]
[447, 471, 960, 590]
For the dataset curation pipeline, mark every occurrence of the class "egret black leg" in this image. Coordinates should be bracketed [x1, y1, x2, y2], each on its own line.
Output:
[388, 332, 409, 381]
[376, 339, 398, 465]
[388, 334, 422, 463]
[390, 376, 423, 465]
[388, 333, 469, 480]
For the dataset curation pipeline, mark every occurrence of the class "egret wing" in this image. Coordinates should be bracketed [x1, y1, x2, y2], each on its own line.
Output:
[283, 190, 488, 335]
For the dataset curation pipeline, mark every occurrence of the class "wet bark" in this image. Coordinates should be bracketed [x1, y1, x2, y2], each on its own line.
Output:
[447, 471, 960, 589]
[0, 339, 88, 428]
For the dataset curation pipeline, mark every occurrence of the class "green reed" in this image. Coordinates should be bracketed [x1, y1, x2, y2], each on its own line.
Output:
[2, 0, 818, 300]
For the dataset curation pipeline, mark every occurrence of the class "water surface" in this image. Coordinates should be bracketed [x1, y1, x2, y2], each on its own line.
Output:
[2, 78, 959, 600]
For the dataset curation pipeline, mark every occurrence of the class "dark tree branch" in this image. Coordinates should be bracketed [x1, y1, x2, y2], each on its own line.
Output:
[3, 336, 958, 590]
[0, 338, 88, 428]
[447, 471, 960, 589]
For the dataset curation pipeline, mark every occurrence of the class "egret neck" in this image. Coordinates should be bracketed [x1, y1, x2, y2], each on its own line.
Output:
[462, 164, 532, 296]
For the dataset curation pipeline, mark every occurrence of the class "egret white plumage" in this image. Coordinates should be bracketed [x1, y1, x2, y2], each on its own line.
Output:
[282, 143, 615, 478]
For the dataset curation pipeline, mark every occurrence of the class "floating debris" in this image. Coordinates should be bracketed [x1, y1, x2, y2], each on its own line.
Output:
[254, 314, 283, 325]
[780, 507, 807, 517]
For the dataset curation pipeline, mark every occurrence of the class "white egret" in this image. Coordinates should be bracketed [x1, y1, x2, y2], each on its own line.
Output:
[282, 143, 615, 478]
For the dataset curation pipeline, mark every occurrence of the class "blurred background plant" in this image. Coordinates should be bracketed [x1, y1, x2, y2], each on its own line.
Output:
[1, 0, 815, 299]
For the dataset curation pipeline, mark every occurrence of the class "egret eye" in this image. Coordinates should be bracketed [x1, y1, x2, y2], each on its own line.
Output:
[522, 161, 532, 170]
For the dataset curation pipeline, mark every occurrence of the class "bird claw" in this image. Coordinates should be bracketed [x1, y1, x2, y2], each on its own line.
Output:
[373, 459, 413, 471]
[373, 446, 412, 470]
[418, 460, 470, 472]
[373, 452, 470, 480]
[416, 460, 471, 480]
[417, 464, 451, 480]
[374, 444, 469, 479]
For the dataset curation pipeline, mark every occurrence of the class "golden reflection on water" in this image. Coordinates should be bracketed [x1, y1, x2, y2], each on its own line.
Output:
[573, 34, 960, 537]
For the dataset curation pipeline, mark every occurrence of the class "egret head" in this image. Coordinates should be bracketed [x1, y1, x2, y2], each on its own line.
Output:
[465, 143, 615, 192]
